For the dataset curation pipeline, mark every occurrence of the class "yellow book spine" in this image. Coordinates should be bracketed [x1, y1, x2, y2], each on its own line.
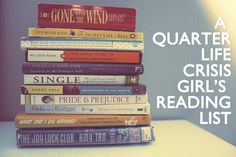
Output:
[21, 85, 63, 94]
[28, 27, 143, 41]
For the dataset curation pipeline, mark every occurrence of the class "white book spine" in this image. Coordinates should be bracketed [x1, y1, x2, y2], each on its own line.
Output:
[27, 50, 63, 62]
[21, 94, 148, 105]
[25, 103, 150, 115]
[23, 74, 138, 85]
[21, 39, 144, 51]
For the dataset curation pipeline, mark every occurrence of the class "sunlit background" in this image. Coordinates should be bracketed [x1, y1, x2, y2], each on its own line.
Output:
[201, 0, 236, 64]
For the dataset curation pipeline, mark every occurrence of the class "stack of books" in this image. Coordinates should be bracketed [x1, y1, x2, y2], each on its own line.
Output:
[15, 3, 155, 147]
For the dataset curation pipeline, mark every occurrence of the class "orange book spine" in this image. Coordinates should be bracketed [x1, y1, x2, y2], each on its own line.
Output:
[26, 50, 142, 64]
[15, 113, 151, 128]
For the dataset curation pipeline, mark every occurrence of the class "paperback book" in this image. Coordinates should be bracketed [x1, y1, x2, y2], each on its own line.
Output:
[17, 126, 155, 147]
[21, 84, 147, 95]
[15, 113, 151, 128]
[21, 94, 148, 105]
[26, 50, 142, 63]
[24, 103, 150, 115]
[23, 74, 139, 85]
[28, 27, 143, 40]
[22, 62, 144, 75]
[20, 37, 144, 51]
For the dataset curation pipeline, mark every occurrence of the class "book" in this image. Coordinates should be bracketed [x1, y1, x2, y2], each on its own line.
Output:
[28, 27, 143, 41]
[23, 74, 139, 85]
[16, 126, 155, 147]
[15, 113, 151, 128]
[24, 103, 150, 115]
[20, 37, 144, 51]
[21, 94, 148, 105]
[38, 3, 136, 31]
[21, 84, 147, 95]
[26, 50, 142, 63]
[22, 62, 144, 75]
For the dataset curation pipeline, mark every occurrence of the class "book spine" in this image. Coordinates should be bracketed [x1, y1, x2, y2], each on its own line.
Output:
[21, 85, 147, 95]
[23, 74, 138, 85]
[24, 104, 150, 115]
[15, 113, 151, 128]
[26, 50, 142, 64]
[20, 38, 144, 51]
[37, 4, 136, 31]
[21, 94, 148, 105]
[22, 63, 144, 75]
[28, 28, 143, 41]
[16, 126, 155, 147]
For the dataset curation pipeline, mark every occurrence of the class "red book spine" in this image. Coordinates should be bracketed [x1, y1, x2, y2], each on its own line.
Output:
[38, 4, 136, 31]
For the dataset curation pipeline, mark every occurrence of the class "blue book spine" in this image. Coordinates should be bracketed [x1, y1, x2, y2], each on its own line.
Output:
[16, 126, 155, 147]
[79, 85, 146, 95]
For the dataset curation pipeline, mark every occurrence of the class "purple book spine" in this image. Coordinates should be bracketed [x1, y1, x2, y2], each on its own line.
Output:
[21, 84, 146, 95]
[16, 126, 155, 147]
[22, 63, 144, 75]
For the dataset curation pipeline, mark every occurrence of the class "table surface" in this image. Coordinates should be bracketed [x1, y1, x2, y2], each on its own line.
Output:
[0, 120, 235, 157]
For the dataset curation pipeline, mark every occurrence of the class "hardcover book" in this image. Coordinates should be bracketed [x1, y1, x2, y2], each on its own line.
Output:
[21, 84, 147, 95]
[16, 126, 155, 147]
[20, 37, 144, 51]
[15, 113, 151, 128]
[26, 50, 142, 64]
[24, 103, 150, 115]
[28, 27, 143, 41]
[37, 3, 136, 31]
[22, 62, 144, 75]
[23, 74, 139, 85]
